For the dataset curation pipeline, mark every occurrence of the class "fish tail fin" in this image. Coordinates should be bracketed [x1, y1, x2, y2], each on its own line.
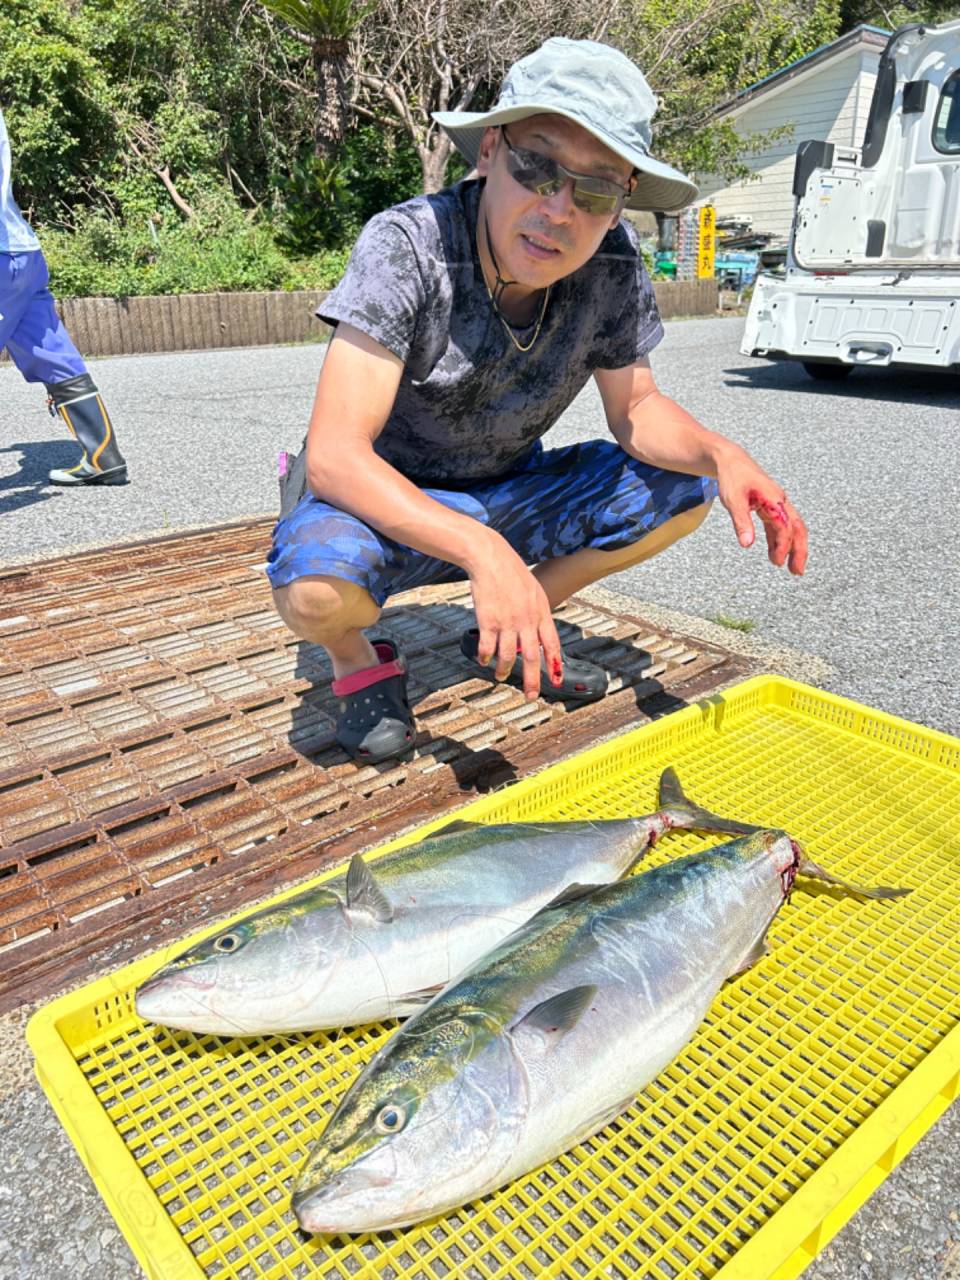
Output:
[798, 856, 910, 901]
[657, 766, 761, 836]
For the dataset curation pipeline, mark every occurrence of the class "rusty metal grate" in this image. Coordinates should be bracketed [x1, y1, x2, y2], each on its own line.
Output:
[0, 518, 751, 1012]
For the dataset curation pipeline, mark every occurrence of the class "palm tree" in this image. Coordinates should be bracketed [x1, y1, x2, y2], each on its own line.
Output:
[260, 0, 373, 158]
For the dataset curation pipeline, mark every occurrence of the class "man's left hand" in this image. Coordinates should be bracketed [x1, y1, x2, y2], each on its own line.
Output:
[717, 457, 808, 576]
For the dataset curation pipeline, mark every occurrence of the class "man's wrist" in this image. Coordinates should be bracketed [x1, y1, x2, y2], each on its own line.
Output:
[707, 434, 748, 476]
[457, 524, 502, 577]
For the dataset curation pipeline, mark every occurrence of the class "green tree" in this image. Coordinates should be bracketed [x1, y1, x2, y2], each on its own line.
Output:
[614, 0, 842, 183]
[259, 0, 373, 158]
[352, 0, 618, 193]
[839, 1, 955, 27]
[0, 0, 116, 223]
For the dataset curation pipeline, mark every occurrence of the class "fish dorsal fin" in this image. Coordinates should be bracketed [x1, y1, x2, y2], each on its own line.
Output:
[428, 819, 483, 840]
[345, 855, 393, 922]
[657, 765, 761, 836]
[656, 766, 686, 810]
[539, 882, 603, 914]
[512, 985, 597, 1038]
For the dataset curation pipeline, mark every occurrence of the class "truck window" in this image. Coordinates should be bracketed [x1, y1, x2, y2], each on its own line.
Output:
[933, 70, 960, 152]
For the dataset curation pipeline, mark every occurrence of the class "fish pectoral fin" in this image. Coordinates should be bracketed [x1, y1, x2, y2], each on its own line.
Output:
[391, 985, 444, 1017]
[345, 854, 394, 922]
[657, 766, 761, 836]
[511, 984, 598, 1039]
[798, 857, 910, 901]
[728, 936, 770, 977]
[578, 1094, 636, 1140]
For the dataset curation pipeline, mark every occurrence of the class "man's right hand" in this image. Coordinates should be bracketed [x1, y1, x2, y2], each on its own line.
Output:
[466, 530, 564, 701]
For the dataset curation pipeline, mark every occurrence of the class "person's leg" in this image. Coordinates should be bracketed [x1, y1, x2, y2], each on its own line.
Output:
[0, 251, 40, 354]
[532, 500, 713, 608]
[460, 439, 717, 696]
[273, 569, 414, 763]
[485, 439, 717, 588]
[3, 251, 127, 485]
[272, 574, 382, 681]
[44, 373, 127, 485]
[267, 486, 486, 761]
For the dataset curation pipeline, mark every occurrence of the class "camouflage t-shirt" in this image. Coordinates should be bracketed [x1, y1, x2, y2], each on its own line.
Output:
[317, 178, 663, 487]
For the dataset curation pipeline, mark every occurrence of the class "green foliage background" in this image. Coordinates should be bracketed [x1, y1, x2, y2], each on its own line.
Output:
[1, 0, 421, 294]
[2, 0, 955, 297]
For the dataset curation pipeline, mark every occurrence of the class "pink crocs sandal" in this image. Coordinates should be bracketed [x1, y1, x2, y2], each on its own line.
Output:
[332, 639, 415, 764]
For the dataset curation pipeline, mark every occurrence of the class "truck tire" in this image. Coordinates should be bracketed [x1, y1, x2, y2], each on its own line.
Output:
[802, 362, 854, 381]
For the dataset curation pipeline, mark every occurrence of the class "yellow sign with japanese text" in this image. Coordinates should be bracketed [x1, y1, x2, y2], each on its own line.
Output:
[697, 205, 716, 279]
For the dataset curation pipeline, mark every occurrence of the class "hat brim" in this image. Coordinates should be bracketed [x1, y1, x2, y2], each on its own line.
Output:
[432, 105, 698, 214]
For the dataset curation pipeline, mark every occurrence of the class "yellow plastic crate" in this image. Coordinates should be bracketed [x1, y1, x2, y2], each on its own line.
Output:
[26, 676, 960, 1280]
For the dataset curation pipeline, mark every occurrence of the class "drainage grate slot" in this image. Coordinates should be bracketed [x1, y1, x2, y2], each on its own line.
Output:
[119, 732, 174, 753]
[52, 752, 113, 777]
[244, 760, 300, 787]
[182, 714, 233, 734]
[179, 783, 240, 810]
[105, 808, 174, 839]
[7, 707, 65, 728]
[0, 926, 54, 955]
[0, 771, 44, 794]
[25, 835, 100, 868]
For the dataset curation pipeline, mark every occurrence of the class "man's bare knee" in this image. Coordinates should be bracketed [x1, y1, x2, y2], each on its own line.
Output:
[273, 576, 379, 643]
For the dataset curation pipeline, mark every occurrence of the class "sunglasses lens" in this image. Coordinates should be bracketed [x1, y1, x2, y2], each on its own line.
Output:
[502, 133, 625, 216]
[506, 145, 563, 198]
[572, 185, 620, 215]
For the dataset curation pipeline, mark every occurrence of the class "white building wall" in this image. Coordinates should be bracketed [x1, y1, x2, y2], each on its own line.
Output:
[696, 48, 881, 238]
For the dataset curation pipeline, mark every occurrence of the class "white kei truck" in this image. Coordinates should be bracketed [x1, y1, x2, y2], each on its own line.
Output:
[741, 17, 960, 380]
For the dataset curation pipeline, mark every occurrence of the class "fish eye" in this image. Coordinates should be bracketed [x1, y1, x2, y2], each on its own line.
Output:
[374, 1104, 406, 1135]
[213, 932, 242, 953]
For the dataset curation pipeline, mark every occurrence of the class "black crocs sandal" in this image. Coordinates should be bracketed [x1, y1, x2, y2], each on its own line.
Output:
[460, 627, 608, 703]
[332, 639, 416, 763]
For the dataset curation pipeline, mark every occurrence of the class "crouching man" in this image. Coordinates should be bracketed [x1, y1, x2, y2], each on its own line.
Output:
[269, 38, 806, 764]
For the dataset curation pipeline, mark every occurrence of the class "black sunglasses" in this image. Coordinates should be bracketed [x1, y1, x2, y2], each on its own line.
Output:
[499, 126, 634, 216]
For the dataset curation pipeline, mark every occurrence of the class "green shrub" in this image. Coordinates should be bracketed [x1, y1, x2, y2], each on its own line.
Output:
[274, 127, 424, 255]
[42, 190, 351, 298]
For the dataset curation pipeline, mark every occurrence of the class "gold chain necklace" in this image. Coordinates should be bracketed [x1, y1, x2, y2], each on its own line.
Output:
[480, 211, 551, 353]
[485, 279, 552, 352]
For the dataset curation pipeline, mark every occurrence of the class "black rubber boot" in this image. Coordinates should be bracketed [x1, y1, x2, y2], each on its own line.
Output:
[45, 373, 128, 485]
[332, 639, 416, 764]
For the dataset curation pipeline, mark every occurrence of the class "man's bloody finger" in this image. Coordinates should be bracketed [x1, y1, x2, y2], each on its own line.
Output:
[728, 498, 755, 547]
[788, 511, 809, 575]
[539, 620, 564, 689]
[770, 517, 790, 566]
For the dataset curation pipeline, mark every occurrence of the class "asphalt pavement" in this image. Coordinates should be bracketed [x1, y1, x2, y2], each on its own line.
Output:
[0, 316, 958, 1278]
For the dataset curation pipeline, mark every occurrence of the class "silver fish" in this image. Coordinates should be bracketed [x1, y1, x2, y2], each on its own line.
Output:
[292, 832, 907, 1233]
[135, 769, 756, 1034]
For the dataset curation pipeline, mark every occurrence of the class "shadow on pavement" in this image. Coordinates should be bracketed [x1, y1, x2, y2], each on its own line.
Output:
[0, 439, 76, 513]
[724, 360, 960, 405]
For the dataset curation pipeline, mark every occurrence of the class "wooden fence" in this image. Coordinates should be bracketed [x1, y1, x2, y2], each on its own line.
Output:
[1, 280, 718, 361]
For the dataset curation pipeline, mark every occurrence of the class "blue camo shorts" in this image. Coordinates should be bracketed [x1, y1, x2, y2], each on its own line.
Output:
[267, 438, 718, 606]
